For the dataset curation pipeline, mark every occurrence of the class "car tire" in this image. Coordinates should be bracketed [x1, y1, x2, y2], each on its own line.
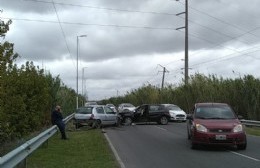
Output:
[124, 117, 132, 126]
[92, 120, 101, 129]
[159, 116, 168, 125]
[237, 142, 247, 150]
[115, 117, 121, 127]
[187, 130, 191, 140]
[191, 141, 199, 150]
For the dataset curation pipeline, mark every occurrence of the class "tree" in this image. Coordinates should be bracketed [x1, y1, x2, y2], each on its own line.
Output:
[0, 17, 19, 143]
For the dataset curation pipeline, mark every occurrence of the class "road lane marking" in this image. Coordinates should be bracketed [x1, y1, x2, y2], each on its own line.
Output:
[154, 126, 167, 131]
[229, 151, 260, 162]
[103, 129, 126, 168]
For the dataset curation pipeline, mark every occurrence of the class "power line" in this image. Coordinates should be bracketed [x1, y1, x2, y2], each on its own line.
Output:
[19, 0, 260, 46]
[23, 0, 177, 16]
[178, 1, 260, 40]
[0, 16, 177, 30]
[176, 26, 260, 68]
[10, 1, 260, 74]
[190, 46, 260, 69]
[51, 0, 75, 68]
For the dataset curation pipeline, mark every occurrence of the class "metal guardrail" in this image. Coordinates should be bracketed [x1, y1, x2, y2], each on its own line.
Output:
[0, 113, 75, 168]
[241, 119, 260, 127]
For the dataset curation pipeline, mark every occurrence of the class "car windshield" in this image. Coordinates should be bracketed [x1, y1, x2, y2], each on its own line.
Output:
[85, 102, 98, 106]
[166, 105, 182, 111]
[76, 107, 93, 114]
[195, 106, 236, 119]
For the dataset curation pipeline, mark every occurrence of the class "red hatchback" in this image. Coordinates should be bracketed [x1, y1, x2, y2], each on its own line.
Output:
[187, 103, 247, 150]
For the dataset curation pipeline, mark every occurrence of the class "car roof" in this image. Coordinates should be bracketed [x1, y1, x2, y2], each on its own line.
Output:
[195, 103, 229, 107]
[84, 105, 104, 107]
[160, 104, 177, 106]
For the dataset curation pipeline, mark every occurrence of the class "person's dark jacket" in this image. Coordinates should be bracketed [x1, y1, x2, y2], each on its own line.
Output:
[51, 110, 64, 125]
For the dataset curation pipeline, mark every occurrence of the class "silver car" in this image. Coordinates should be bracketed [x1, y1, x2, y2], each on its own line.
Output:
[118, 103, 136, 113]
[106, 103, 117, 112]
[74, 105, 120, 129]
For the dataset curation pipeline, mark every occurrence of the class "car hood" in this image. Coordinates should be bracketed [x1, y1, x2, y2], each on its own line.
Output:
[169, 110, 186, 115]
[194, 119, 241, 129]
[124, 107, 135, 111]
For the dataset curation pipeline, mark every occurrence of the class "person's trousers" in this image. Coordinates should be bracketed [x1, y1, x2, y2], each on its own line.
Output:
[56, 122, 67, 139]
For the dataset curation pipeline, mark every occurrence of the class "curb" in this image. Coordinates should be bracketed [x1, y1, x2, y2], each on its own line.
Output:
[103, 129, 126, 168]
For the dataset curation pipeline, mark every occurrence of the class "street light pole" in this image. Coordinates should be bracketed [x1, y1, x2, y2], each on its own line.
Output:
[76, 35, 87, 109]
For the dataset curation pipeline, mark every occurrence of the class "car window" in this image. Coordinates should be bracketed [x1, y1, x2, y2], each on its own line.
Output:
[85, 102, 98, 106]
[195, 106, 235, 119]
[136, 106, 144, 113]
[96, 107, 105, 114]
[76, 107, 93, 114]
[149, 105, 160, 112]
[105, 107, 115, 114]
[150, 105, 161, 112]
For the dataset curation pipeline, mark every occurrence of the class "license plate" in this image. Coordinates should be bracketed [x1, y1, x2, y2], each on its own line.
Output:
[215, 135, 226, 140]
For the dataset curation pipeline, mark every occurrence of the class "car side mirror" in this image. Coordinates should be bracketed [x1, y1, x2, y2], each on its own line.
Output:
[237, 115, 243, 120]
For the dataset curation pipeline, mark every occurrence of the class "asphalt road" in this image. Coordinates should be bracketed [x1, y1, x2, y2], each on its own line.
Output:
[104, 122, 260, 168]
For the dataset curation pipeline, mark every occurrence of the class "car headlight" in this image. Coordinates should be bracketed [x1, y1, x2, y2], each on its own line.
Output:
[170, 112, 175, 117]
[195, 124, 207, 133]
[233, 124, 243, 133]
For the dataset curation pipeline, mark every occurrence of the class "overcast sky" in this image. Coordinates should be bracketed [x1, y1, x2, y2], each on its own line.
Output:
[1, 0, 260, 100]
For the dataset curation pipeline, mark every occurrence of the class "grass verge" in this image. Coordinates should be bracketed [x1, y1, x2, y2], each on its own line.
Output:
[245, 126, 260, 136]
[27, 128, 119, 168]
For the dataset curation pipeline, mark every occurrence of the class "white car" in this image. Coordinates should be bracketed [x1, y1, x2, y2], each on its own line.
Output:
[74, 105, 120, 129]
[161, 104, 187, 122]
[106, 104, 117, 112]
[118, 103, 136, 113]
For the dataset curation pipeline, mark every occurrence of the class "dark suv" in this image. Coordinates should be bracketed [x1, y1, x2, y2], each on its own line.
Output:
[119, 104, 171, 125]
[187, 103, 247, 150]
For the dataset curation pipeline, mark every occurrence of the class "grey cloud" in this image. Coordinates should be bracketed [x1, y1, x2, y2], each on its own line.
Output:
[0, 0, 54, 14]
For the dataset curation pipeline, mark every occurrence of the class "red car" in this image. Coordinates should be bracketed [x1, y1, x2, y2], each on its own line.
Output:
[187, 103, 247, 150]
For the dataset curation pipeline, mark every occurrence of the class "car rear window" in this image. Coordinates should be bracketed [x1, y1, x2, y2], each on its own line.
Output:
[76, 107, 93, 114]
[195, 106, 236, 119]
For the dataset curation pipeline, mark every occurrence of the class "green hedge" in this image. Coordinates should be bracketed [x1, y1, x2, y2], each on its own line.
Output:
[102, 74, 260, 120]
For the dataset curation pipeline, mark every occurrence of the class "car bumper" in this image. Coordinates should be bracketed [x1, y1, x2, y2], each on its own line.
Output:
[192, 131, 247, 146]
[170, 117, 186, 121]
[74, 119, 95, 126]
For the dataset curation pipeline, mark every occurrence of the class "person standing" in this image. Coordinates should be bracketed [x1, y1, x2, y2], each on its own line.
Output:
[51, 105, 68, 140]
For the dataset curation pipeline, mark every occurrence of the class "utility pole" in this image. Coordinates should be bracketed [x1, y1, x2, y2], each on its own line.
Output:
[158, 64, 169, 89]
[76, 35, 87, 109]
[176, 0, 189, 85]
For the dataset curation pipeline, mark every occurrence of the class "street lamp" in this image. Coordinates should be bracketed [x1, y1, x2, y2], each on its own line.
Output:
[76, 35, 87, 109]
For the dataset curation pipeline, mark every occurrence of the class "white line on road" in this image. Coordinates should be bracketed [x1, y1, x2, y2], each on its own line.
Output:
[103, 129, 126, 168]
[229, 151, 260, 162]
[154, 126, 168, 131]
